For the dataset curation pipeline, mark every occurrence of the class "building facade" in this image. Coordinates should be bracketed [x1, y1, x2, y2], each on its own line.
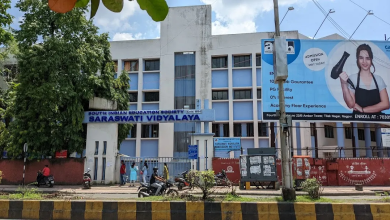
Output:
[111, 5, 388, 159]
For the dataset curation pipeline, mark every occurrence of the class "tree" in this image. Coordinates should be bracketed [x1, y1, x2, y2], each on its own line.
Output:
[48, 0, 169, 21]
[0, 0, 14, 61]
[6, 0, 131, 158]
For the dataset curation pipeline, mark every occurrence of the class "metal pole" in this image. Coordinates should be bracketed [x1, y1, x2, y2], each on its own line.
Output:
[349, 10, 372, 40]
[273, 0, 295, 201]
[313, 10, 332, 39]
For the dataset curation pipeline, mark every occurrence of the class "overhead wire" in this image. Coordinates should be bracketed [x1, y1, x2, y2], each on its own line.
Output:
[348, 0, 390, 27]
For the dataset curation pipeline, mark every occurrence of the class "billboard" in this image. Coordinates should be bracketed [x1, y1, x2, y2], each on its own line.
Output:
[262, 39, 390, 122]
[213, 138, 241, 151]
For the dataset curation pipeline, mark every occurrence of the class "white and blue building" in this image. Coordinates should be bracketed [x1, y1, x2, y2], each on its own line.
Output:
[109, 5, 388, 159]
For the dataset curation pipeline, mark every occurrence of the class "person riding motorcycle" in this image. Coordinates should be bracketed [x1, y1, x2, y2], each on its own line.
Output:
[37, 165, 50, 186]
[150, 167, 165, 196]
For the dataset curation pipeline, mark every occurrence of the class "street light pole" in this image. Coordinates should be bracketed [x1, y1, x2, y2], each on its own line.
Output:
[313, 9, 335, 39]
[349, 10, 373, 40]
[280, 7, 294, 25]
[273, 0, 296, 201]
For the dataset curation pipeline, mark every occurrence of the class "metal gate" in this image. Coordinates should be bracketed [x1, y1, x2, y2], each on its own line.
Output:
[121, 157, 192, 182]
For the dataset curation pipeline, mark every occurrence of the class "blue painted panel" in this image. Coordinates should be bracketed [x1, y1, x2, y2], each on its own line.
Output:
[212, 102, 229, 121]
[129, 105, 137, 110]
[142, 103, 159, 110]
[257, 101, 262, 120]
[143, 72, 160, 90]
[175, 53, 195, 66]
[233, 69, 252, 87]
[174, 79, 195, 97]
[234, 139, 254, 158]
[141, 140, 158, 157]
[212, 70, 228, 88]
[129, 73, 138, 91]
[119, 140, 136, 157]
[259, 139, 269, 148]
[256, 68, 261, 86]
[215, 151, 230, 158]
[233, 102, 253, 120]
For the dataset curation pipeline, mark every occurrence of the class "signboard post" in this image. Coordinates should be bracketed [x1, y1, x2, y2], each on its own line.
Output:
[381, 128, 390, 147]
[188, 145, 198, 160]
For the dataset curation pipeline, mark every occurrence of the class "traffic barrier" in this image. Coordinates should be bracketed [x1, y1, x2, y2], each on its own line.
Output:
[0, 200, 389, 220]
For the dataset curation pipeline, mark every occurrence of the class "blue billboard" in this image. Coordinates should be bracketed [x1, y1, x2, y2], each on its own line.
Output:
[262, 39, 390, 122]
[213, 138, 241, 151]
[188, 145, 198, 159]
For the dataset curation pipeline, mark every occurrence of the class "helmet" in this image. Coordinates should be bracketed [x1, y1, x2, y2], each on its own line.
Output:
[153, 167, 158, 172]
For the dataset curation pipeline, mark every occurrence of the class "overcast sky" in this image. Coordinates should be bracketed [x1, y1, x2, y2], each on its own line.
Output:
[8, 0, 390, 41]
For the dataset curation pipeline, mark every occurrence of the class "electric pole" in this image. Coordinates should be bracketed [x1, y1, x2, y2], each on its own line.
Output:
[272, 0, 296, 201]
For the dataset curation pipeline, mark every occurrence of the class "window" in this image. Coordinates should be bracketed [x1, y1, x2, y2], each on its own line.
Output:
[310, 123, 316, 136]
[144, 59, 160, 71]
[212, 56, 228, 68]
[371, 131, 376, 142]
[94, 141, 99, 155]
[114, 73, 118, 79]
[256, 54, 261, 66]
[324, 125, 334, 138]
[102, 158, 106, 181]
[144, 92, 159, 102]
[345, 127, 352, 139]
[141, 124, 159, 138]
[257, 89, 261, 99]
[212, 90, 228, 100]
[103, 141, 107, 155]
[234, 90, 251, 99]
[212, 123, 229, 137]
[113, 60, 118, 72]
[128, 124, 137, 138]
[234, 123, 242, 137]
[129, 92, 138, 102]
[358, 129, 365, 140]
[247, 123, 254, 137]
[258, 123, 268, 137]
[93, 158, 98, 180]
[124, 60, 139, 72]
[233, 55, 251, 67]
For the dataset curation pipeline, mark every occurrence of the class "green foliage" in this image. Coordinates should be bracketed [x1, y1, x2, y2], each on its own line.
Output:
[9, 186, 42, 200]
[6, 1, 130, 158]
[187, 170, 215, 200]
[73, 0, 169, 21]
[300, 178, 323, 199]
[0, 0, 14, 61]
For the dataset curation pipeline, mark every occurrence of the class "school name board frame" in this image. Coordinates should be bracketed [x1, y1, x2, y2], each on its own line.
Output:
[262, 39, 390, 122]
[83, 109, 215, 124]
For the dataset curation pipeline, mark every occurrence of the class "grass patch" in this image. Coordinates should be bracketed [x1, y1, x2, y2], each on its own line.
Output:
[4, 187, 43, 200]
[224, 194, 257, 202]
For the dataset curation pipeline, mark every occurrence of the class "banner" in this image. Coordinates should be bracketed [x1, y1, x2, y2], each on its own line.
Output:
[262, 39, 390, 122]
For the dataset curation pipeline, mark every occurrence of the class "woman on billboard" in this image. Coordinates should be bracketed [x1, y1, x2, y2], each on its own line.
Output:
[340, 44, 390, 114]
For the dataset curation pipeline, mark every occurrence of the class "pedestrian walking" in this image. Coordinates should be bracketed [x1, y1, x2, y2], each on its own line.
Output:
[163, 163, 169, 181]
[129, 162, 138, 187]
[141, 161, 148, 183]
[120, 160, 126, 186]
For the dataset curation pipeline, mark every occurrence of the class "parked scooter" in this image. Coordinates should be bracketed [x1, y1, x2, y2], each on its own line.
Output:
[36, 171, 54, 187]
[83, 168, 92, 189]
[138, 180, 179, 197]
[175, 170, 191, 191]
[214, 169, 230, 186]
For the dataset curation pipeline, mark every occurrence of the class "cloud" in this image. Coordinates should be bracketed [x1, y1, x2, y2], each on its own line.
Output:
[112, 32, 143, 41]
[93, 1, 138, 32]
[200, 0, 311, 35]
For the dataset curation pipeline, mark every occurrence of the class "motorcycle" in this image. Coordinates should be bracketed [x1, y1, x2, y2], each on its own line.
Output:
[175, 170, 192, 191]
[83, 168, 92, 189]
[36, 171, 54, 187]
[214, 169, 230, 186]
[138, 180, 179, 197]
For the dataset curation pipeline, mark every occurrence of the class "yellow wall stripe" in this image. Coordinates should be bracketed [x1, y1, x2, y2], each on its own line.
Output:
[117, 201, 136, 220]
[0, 200, 9, 219]
[186, 201, 204, 220]
[222, 202, 243, 220]
[152, 201, 171, 220]
[85, 201, 103, 220]
[53, 201, 71, 220]
[257, 203, 279, 220]
[294, 203, 316, 220]
[22, 201, 40, 219]
[371, 204, 390, 220]
[332, 203, 355, 220]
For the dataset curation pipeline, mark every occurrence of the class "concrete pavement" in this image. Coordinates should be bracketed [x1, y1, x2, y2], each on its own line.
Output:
[2, 184, 390, 196]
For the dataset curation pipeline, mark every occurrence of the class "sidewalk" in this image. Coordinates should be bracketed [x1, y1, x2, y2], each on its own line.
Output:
[2, 184, 390, 196]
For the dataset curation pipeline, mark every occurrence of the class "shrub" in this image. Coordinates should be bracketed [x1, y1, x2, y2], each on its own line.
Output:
[187, 170, 215, 200]
[300, 178, 323, 199]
